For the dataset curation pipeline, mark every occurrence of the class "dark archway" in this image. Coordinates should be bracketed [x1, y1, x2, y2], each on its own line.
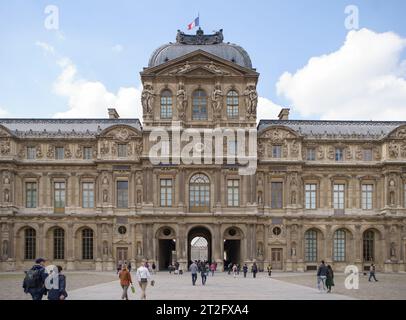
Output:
[158, 239, 176, 270]
[156, 227, 176, 270]
[187, 226, 212, 266]
[223, 227, 243, 269]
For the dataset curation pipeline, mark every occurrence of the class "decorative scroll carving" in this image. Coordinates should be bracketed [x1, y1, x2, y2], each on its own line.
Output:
[0, 139, 11, 155]
[388, 141, 399, 159]
[176, 28, 223, 45]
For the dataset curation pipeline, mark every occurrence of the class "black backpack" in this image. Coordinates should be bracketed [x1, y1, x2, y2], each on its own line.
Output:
[24, 268, 42, 289]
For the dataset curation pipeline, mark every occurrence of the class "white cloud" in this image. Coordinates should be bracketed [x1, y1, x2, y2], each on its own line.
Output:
[276, 28, 406, 120]
[52, 58, 142, 119]
[0, 106, 9, 117]
[257, 97, 282, 121]
[35, 41, 55, 55]
[112, 44, 123, 53]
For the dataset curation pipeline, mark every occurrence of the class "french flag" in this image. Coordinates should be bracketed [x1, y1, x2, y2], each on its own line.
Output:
[187, 16, 199, 30]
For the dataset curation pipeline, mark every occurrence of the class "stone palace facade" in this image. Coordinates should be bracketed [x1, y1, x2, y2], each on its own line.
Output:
[1, 29, 406, 272]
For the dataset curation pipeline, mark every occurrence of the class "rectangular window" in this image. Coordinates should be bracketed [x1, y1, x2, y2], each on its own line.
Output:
[333, 184, 345, 209]
[160, 179, 173, 207]
[54, 182, 66, 212]
[272, 145, 282, 158]
[118, 144, 127, 158]
[117, 181, 128, 208]
[83, 147, 93, 160]
[271, 182, 283, 209]
[227, 140, 237, 156]
[26, 182, 37, 208]
[362, 184, 373, 210]
[227, 179, 239, 207]
[55, 147, 64, 160]
[363, 149, 372, 161]
[306, 148, 316, 161]
[160, 95, 173, 119]
[27, 147, 36, 160]
[335, 148, 343, 161]
[82, 182, 95, 208]
[305, 184, 317, 209]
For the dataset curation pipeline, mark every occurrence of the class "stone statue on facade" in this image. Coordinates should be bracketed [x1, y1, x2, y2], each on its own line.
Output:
[176, 82, 187, 121]
[141, 84, 154, 115]
[244, 85, 258, 118]
[390, 242, 396, 258]
[211, 82, 223, 116]
[0, 139, 11, 155]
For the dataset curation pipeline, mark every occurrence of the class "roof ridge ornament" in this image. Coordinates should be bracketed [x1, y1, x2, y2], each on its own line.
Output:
[176, 28, 224, 45]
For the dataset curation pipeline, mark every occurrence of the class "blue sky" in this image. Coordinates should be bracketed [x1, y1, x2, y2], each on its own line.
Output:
[0, 0, 406, 120]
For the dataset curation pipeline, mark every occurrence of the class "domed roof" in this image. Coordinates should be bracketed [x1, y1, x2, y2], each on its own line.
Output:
[148, 28, 253, 69]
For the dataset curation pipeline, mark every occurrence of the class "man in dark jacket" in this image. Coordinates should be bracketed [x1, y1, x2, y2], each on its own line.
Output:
[23, 258, 49, 300]
[316, 260, 328, 292]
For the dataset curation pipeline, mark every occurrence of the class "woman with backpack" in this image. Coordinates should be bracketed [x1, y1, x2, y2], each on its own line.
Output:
[47, 265, 68, 300]
[119, 264, 133, 300]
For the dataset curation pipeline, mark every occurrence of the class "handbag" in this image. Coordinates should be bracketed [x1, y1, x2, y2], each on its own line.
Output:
[130, 285, 135, 293]
[150, 280, 155, 286]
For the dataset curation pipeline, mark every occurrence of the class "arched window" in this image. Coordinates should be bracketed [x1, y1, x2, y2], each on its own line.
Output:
[363, 230, 375, 261]
[82, 228, 94, 260]
[189, 174, 210, 211]
[160, 90, 172, 119]
[333, 229, 346, 261]
[192, 90, 207, 120]
[24, 228, 36, 260]
[53, 228, 65, 260]
[226, 90, 239, 118]
[305, 229, 317, 262]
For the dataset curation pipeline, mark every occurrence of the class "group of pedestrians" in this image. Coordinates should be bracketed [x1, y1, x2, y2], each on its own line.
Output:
[316, 260, 335, 293]
[189, 260, 210, 285]
[118, 259, 154, 300]
[22, 258, 68, 300]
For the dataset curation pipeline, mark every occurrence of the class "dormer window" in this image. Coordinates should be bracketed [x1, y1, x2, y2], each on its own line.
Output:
[335, 148, 343, 161]
[55, 147, 64, 160]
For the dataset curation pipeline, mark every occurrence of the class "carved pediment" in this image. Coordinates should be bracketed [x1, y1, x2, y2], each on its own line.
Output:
[157, 59, 240, 77]
[143, 50, 257, 76]
[0, 125, 13, 138]
[99, 125, 141, 141]
[259, 127, 299, 142]
[388, 125, 406, 139]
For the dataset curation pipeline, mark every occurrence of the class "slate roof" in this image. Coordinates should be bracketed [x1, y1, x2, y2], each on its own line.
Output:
[148, 29, 253, 69]
[258, 120, 406, 140]
[0, 118, 142, 138]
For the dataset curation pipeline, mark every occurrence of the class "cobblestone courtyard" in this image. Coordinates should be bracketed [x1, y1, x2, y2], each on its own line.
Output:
[1, 271, 406, 300]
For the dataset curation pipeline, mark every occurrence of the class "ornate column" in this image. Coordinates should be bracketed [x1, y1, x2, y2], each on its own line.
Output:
[95, 223, 102, 271]
[66, 222, 75, 270]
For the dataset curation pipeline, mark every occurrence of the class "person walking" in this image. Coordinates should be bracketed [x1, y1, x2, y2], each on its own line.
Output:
[152, 262, 156, 274]
[368, 264, 378, 282]
[116, 261, 122, 275]
[127, 262, 132, 273]
[326, 265, 334, 293]
[251, 262, 258, 278]
[243, 264, 248, 278]
[210, 262, 216, 276]
[316, 260, 328, 292]
[200, 261, 208, 285]
[267, 264, 272, 277]
[232, 264, 238, 278]
[189, 260, 198, 286]
[119, 264, 133, 300]
[47, 265, 68, 300]
[136, 260, 152, 300]
[22, 258, 49, 300]
[227, 262, 232, 275]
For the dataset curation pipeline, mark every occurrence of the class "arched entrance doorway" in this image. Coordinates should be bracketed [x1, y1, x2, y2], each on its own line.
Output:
[223, 227, 243, 269]
[156, 227, 176, 270]
[188, 226, 212, 265]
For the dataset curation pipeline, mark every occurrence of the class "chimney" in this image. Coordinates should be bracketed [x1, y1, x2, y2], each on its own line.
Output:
[278, 108, 290, 120]
[108, 108, 120, 119]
